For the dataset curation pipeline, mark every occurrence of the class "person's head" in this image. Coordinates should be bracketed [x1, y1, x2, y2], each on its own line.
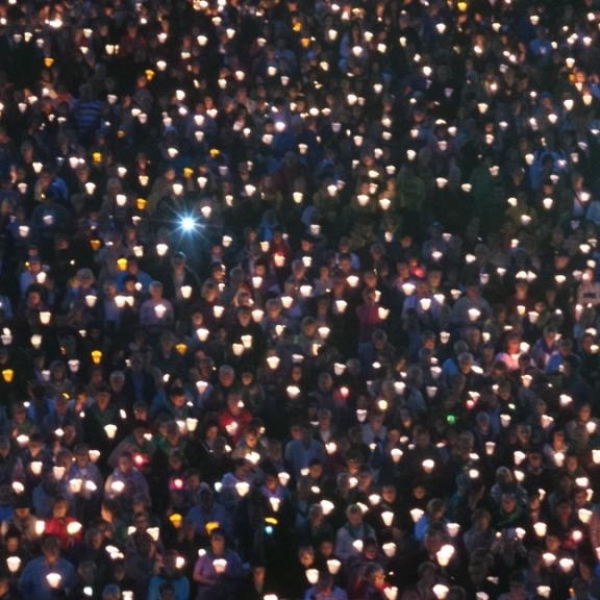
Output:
[52, 497, 69, 518]
[210, 529, 226, 555]
[102, 584, 121, 600]
[298, 545, 314, 568]
[458, 352, 474, 374]
[219, 365, 235, 388]
[252, 564, 266, 585]
[169, 386, 186, 409]
[237, 305, 252, 327]
[578, 402, 592, 422]
[346, 504, 363, 527]
[41, 535, 61, 564]
[500, 492, 518, 514]
[367, 564, 386, 589]
[308, 458, 323, 480]
[118, 450, 133, 473]
[472, 508, 491, 530]
[226, 391, 243, 415]
[149, 280, 163, 299]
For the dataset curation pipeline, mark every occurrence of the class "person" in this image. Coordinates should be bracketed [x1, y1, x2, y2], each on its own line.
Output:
[284, 422, 327, 478]
[304, 572, 348, 600]
[147, 549, 190, 600]
[334, 504, 377, 561]
[18, 535, 75, 600]
[192, 528, 243, 600]
[104, 450, 150, 514]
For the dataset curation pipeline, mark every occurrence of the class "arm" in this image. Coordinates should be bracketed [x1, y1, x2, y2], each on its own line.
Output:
[18, 562, 34, 598]
[192, 557, 216, 585]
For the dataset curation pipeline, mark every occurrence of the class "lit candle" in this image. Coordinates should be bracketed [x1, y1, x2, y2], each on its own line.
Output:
[306, 568, 319, 584]
[67, 521, 82, 536]
[213, 558, 228, 574]
[235, 482, 250, 497]
[6, 556, 21, 573]
[46, 573, 62, 589]
[390, 448, 403, 463]
[381, 511, 394, 527]
[410, 508, 424, 523]
[436, 544, 455, 566]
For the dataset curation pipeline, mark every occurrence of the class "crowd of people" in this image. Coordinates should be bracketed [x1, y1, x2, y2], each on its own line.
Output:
[0, 0, 600, 598]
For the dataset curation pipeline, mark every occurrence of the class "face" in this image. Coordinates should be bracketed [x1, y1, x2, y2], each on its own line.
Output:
[299, 551, 313, 567]
[211, 535, 225, 555]
[348, 511, 362, 527]
[118, 455, 132, 473]
[501, 495, 517, 513]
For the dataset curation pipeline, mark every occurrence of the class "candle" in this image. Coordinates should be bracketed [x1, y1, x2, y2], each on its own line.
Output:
[559, 557, 574, 572]
[335, 300, 347, 313]
[384, 588, 398, 600]
[436, 544, 455, 566]
[82, 293, 98, 309]
[46, 573, 62, 589]
[468, 308, 481, 322]
[382, 511, 394, 527]
[69, 478, 82, 494]
[513, 451, 526, 466]
[433, 584, 449, 600]
[111, 480, 125, 494]
[6, 556, 21, 573]
[368, 494, 381, 507]
[306, 568, 319, 584]
[410, 508, 424, 523]
[402, 282, 416, 296]
[213, 558, 228, 574]
[67, 521, 82, 536]
[235, 482, 250, 497]
[267, 356, 280, 370]
[426, 386, 438, 399]
[390, 448, 403, 463]
[327, 559, 341, 574]
[542, 552, 556, 567]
